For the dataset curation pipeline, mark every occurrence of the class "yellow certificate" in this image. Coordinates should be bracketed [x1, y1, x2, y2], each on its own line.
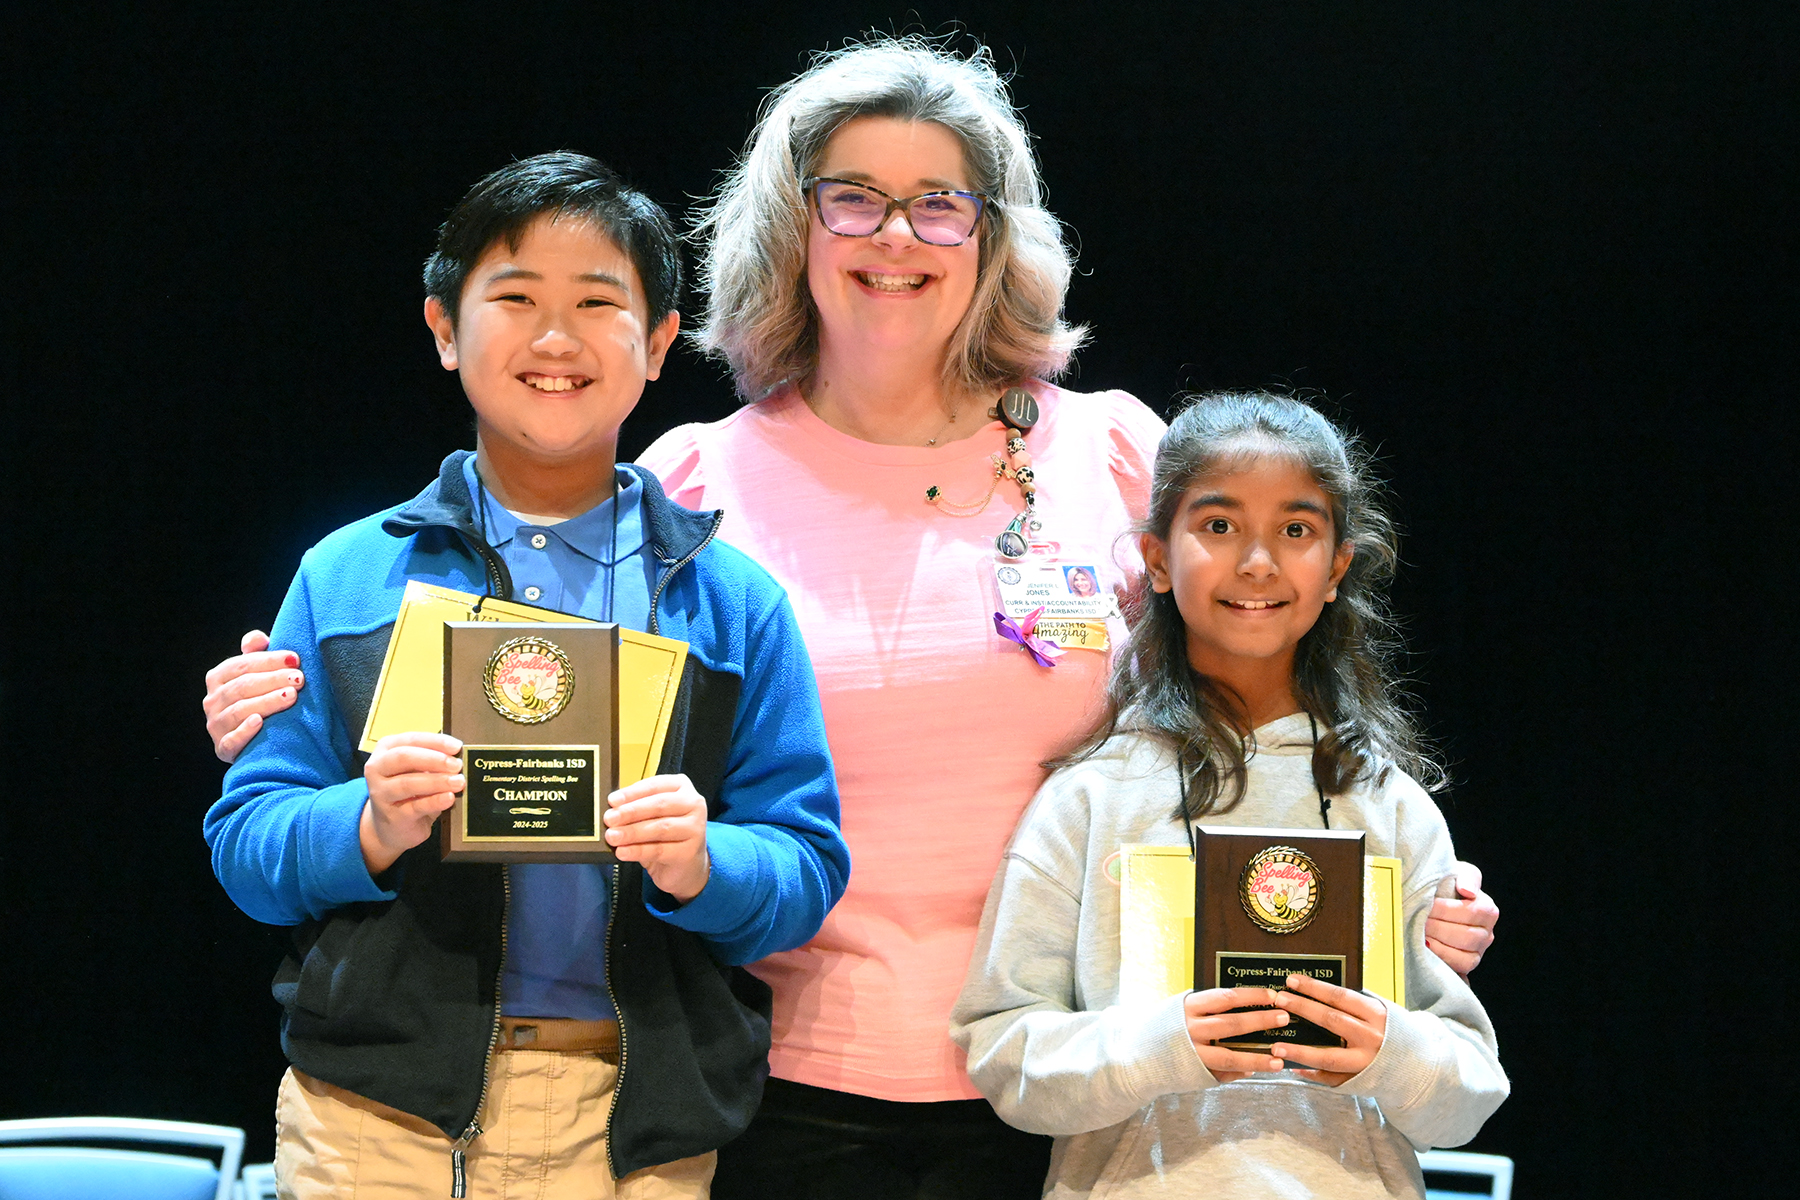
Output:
[359, 580, 688, 787]
[1117, 844, 1405, 1007]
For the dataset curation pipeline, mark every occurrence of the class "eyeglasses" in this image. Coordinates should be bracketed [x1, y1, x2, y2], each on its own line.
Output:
[805, 177, 993, 247]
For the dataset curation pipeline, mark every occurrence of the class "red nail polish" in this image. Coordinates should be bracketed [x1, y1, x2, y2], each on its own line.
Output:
[284, 653, 299, 667]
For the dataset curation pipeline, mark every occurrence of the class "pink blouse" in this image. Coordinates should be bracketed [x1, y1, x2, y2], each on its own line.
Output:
[638, 382, 1166, 1100]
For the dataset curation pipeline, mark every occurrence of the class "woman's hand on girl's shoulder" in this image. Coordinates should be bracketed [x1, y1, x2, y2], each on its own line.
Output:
[1426, 861, 1499, 978]
[1183, 988, 1290, 1082]
[1266, 974, 1388, 1087]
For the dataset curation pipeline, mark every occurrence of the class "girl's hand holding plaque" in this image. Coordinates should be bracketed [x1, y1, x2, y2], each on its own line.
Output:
[1426, 863, 1500, 978]
[1183, 987, 1290, 1081]
[1267, 972, 1390, 1086]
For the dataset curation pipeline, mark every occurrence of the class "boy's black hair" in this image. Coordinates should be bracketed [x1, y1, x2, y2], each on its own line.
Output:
[423, 151, 681, 327]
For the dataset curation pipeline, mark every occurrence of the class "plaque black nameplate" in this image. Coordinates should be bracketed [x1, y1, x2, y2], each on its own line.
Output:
[1214, 952, 1350, 1048]
[461, 746, 601, 838]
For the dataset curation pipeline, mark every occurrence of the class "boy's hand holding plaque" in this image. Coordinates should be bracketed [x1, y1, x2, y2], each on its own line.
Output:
[1193, 826, 1366, 1049]
[442, 621, 619, 862]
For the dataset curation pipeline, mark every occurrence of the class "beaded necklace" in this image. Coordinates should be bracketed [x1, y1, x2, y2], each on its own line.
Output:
[925, 386, 1041, 560]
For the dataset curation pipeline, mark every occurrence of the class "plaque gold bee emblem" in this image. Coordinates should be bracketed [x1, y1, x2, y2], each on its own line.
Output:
[1238, 845, 1322, 934]
[483, 636, 575, 725]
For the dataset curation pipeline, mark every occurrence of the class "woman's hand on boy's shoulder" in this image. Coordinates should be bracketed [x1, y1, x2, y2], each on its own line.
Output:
[1426, 861, 1499, 978]
[204, 629, 302, 763]
[1266, 974, 1388, 1087]
[1183, 988, 1290, 1082]
[605, 774, 711, 905]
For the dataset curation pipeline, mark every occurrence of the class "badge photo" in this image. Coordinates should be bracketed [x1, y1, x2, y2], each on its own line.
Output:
[990, 551, 1115, 659]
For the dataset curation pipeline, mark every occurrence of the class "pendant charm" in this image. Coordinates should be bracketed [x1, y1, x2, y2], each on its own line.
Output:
[998, 387, 1040, 431]
[995, 512, 1029, 559]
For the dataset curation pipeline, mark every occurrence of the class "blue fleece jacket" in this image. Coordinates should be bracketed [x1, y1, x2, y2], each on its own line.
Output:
[202, 453, 848, 1173]
[208, 458, 846, 965]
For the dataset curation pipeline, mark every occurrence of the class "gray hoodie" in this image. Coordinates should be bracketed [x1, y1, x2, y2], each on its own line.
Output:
[951, 715, 1508, 1198]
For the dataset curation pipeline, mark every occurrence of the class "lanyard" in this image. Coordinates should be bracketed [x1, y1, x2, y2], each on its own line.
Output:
[1180, 713, 1333, 860]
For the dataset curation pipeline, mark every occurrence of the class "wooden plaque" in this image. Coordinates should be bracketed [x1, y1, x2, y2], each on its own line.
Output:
[1193, 825, 1365, 1049]
[441, 621, 619, 863]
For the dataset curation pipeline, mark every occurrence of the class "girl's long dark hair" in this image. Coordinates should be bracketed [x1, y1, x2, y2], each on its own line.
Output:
[1056, 391, 1444, 819]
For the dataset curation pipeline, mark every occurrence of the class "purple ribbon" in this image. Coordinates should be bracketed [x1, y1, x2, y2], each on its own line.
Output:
[993, 607, 1066, 668]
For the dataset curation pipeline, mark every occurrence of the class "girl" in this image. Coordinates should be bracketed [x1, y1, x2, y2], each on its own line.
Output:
[951, 392, 1508, 1199]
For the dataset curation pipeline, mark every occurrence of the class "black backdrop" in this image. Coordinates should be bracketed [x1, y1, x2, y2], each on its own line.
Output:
[3, 3, 1794, 1194]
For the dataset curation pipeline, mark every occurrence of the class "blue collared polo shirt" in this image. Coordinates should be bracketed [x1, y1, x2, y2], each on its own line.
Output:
[463, 454, 655, 1020]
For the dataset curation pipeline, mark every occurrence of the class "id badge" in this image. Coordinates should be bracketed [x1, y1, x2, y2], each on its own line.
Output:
[992, 544, 1116, 652]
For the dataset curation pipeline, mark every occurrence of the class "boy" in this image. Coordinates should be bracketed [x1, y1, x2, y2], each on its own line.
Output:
[205, 153, 849, 1198]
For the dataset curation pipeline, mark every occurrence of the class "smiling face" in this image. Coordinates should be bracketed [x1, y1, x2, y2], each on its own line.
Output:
[1141, 450, 1354, 691]
[425, 213, 679, 474]
[805, 116, 982, 364]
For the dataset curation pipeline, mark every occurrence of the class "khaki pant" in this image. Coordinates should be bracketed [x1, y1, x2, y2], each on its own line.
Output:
[275, 1055, 714, 1200]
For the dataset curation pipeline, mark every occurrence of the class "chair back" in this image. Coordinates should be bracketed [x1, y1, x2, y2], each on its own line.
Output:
[1418, 1149, 1515, 1200]
[236, 1162, 279, 1200]
[0, 1117, 245, 1200]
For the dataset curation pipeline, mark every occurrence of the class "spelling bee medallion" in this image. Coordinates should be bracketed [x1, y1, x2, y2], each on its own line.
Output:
[1238, 845, 1322, 935]
[483, 635, 575, 725]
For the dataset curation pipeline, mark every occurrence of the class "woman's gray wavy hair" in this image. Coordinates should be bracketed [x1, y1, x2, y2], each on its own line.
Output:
[693, 37, 1087, 400]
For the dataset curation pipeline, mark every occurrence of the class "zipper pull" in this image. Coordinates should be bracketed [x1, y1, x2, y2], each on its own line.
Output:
[450, 1121, 480, 1198]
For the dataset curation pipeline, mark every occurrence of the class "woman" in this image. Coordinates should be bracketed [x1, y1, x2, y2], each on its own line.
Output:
[205, 39, 1498, 1199]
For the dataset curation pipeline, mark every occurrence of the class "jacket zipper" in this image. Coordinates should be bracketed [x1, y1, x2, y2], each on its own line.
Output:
[450, 865, 510, 1197]
[458, 531, 510, 601]
[601, 862, 628, 1179]
[645, 510, 723, 637]
[599, 509, 716, 1176]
